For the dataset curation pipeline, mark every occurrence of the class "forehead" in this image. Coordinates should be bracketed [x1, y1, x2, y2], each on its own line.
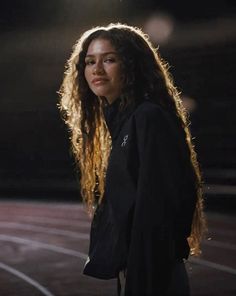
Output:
[86, 38, 116, 56]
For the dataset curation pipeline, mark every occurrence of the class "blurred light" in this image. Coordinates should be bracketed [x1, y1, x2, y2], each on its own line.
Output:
[181, 95, 197, 114]
[143, 13, 174, 45]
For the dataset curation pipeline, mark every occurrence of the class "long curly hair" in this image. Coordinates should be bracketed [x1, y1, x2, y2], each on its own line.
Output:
[59, 23, 206, 255]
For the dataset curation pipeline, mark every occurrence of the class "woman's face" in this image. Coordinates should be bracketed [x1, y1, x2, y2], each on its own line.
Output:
[84, 38, 123, 104]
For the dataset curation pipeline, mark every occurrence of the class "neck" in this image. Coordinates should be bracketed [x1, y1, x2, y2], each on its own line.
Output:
[106, 95, 120, 105]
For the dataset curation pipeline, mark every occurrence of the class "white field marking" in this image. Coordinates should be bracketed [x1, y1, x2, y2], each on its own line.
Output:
[0, 261, 55, 296]
[190, 257, 236, 275]
[202, 239, 236, 251]
[0, 215, 91, 228]
[0, 202, 85, 211]
[0, 234, 87, 260]
[0, 204, 87, 219]
[0, 235, 236, 277]
[50, 204, 85, 210]
[0, 222, 89, 240]
[208, 228, 236, 237]
[0, 210, 89, 221]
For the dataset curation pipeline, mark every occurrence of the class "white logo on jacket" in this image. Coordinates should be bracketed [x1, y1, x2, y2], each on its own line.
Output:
[121, 135, 129, 147]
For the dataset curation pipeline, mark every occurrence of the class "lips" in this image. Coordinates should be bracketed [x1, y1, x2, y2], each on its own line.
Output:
[92, 78, 109, 85]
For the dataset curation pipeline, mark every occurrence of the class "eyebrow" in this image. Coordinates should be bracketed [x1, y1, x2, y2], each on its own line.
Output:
[85, 51, 118, 58]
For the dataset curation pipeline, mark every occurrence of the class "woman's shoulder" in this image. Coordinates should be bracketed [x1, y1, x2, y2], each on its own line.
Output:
[133, 100, 171, 127]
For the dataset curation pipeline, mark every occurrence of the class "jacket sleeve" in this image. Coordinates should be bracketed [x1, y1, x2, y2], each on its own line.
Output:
[125, 105, 188, 295]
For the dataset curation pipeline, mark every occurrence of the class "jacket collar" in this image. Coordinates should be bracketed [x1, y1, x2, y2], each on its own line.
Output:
[103, 97, 134, 141]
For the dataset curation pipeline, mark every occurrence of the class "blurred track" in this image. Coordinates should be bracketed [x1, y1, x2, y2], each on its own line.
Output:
[0, 201, 235, 296]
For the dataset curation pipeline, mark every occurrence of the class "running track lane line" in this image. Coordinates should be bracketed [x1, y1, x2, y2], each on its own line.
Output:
[0, 222, 90, 239]
[190, 258, 236, 275]
[202, 239, 236, 251]
[0, 235, 87, 260]
[0, 262, 55, 296]
[0, 202, 84, 210]
[0, 221, 236, 251]
[0, 215, 91, 228]
[0, 234, 235, 276]
[1, 223, 236, 253]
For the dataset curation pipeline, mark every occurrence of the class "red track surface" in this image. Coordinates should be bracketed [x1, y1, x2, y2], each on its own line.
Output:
[0, 201, 235, 296]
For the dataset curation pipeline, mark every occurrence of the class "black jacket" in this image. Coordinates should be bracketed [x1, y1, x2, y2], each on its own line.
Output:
[83, 98, 197, 295]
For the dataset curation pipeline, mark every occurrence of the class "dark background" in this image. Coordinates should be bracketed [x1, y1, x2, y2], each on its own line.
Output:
[1, 0, 236, 205]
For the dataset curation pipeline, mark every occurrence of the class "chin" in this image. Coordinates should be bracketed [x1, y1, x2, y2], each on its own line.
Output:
[93, 91, 109, 97]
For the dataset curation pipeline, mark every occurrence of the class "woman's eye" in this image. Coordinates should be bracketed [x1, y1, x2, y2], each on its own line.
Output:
[104, 57, 115, 63]
[85, 60, 95, 65]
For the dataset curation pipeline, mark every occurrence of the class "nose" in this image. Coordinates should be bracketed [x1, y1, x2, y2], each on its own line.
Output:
[93, 61, 105, 75]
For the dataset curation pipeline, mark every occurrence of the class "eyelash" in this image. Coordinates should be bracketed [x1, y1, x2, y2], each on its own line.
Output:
[105, 58, 115, 63]
[85, 60, 95, 65]
[85, 57, 116, 65]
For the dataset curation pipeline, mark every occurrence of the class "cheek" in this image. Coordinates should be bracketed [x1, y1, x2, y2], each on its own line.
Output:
[84, 66, 93, 84]
[112, 66, 123, 83]
[84, 69, 89, 83]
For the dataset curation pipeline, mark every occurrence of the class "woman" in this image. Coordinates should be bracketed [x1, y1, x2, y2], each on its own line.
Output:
[59, 23, 205, 296]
